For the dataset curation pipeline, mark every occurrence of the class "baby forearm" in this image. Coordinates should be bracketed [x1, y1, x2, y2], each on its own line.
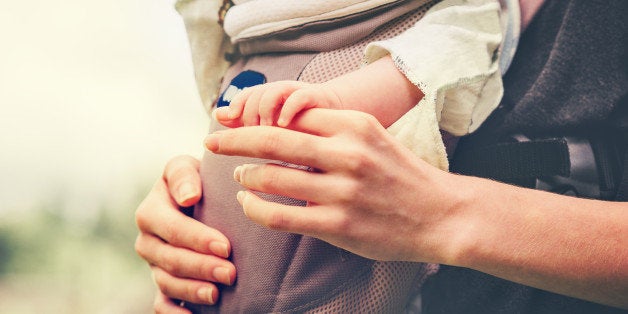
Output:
[321, 56, 423, 128]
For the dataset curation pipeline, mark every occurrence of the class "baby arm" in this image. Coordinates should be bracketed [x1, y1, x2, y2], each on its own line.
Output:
[215, 56, 424, 128]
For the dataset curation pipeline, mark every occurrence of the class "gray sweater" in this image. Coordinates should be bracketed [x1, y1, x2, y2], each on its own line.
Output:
[423, 0, 628, 313]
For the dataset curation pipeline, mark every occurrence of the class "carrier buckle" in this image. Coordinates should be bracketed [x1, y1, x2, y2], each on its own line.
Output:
[512, 135, 601, 198]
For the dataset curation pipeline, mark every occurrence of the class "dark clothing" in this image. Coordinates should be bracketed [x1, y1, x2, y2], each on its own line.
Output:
[422, 0, 628, 313]
[481, 0, 626, 139]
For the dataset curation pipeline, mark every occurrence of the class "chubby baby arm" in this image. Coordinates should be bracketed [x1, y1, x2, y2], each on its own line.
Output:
[214, 81, 341, 127]
[215, 56, 422, 129]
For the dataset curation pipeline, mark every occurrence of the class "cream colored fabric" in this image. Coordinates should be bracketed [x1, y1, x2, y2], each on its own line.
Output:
[223, 0, 404, 42]
[175, 0, 232, 112]
[388, 98, 449, 170]
[365, 0, 504, 136]
[175, 0, 513, 171]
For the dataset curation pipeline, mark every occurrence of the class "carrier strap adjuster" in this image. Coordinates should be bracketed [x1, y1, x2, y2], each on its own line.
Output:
[451, 138, 570, 181]
[451, 134, 626, 200]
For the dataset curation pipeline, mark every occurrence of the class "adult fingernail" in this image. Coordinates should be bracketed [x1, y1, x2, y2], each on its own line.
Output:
[233, 166, 242, 183]
[213, 267, 233, 285]
[236, 191, 246, 205]
[204, 133, 221, 152]
[177, 182, 196, 204]
[197, 287, 215, 304]
[209, 241, 230, 258]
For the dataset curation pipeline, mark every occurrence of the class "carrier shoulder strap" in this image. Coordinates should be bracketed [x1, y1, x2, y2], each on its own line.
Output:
[450, 138, 570, 185]
[609, 94, 628, 201]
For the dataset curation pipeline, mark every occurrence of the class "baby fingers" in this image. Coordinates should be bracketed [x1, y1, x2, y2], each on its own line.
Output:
[258, 81, 306, 126]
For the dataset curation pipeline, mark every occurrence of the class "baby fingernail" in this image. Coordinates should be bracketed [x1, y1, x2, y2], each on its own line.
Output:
[227, 107, 238, 119]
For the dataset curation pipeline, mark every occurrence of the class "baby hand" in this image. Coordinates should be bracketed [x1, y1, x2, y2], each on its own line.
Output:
[214, 81, 342, 128]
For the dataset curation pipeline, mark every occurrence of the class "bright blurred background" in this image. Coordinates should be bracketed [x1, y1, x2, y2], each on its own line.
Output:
[0, 0, 209, 312]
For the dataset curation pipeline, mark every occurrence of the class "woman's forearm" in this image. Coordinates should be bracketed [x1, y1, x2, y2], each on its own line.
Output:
[448, 174, 628, 308]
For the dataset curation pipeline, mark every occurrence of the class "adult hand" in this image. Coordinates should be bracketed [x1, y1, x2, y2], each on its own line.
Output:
[205, 109, 468, 263]
[205, 108, 628, 309]
[135, 155, 236, 313]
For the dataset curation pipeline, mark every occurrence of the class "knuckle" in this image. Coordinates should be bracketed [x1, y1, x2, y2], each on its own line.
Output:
[259, 130, 282, 157]
[153, 271, 169, 293]
[341, 147, 374, 173]
[290, 88, 310, 101]
[292, 88, 318, 107]
[183, 285, 200, 303]
[336, 180, 363, 205]
[349, 112, 380, 134]
[259, 98, 274, 113]
[159, 284, 174, 300]
[163, 222, 181, 245]
[195, 261, 213, 281]
[266, 83, 286, 96]
[330, 211, 352, 234]
[191, 233, 212, 254]
[164, 155, 197, 183]
[169, 167, 189, 185]
[134, 202, 150, 231]
[218, 132, 237, 153]
[160, 256, 179, 275]
[258, 167, 280, 191]
[266, 210, 289, 230]
[134, 235, 147, 258]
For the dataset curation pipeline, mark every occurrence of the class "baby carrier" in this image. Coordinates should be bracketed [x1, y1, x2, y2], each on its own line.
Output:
[187, 1, 442, 313]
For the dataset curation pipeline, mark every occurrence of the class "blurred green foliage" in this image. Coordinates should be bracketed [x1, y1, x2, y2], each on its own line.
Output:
[0, 190, 155, 314]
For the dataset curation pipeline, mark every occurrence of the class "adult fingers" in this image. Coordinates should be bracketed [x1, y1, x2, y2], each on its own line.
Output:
[233, 163, 343, 204]
[136, 232, 236, 285]
[288, 108, 386, 139]
[163, 155, 202, 208]
[153, 290, 191, 314]
[204, 126, 330, 170]
[152, 267, 220, 306]
[135, 179, 231, 257]
[237, 190, 343, 236]
[204, 115, 382, 173]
